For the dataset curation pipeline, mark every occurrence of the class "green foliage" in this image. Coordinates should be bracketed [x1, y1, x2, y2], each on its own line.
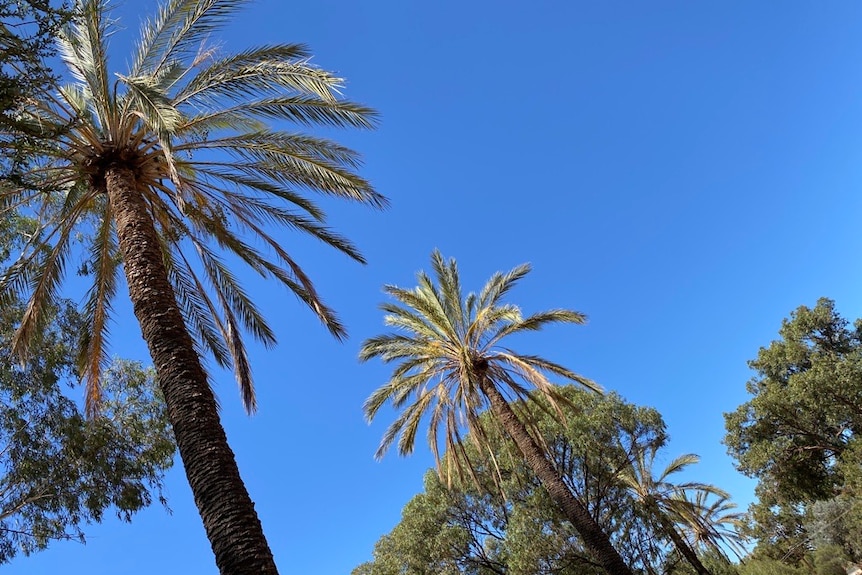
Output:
[807, 491, 862, 563]
[0, 0, 69, 112]
[356, 386, 746, 575]
[0, 1, 73, 177]
[725, 298, 862, 502]
[738, 557, 806, 575]
[354, 473, 477, 575]
[0, 297, 174, 563]
[668, 551, 742, 575]
[725, 298, 862, 565]
[810, 545, 850, 575]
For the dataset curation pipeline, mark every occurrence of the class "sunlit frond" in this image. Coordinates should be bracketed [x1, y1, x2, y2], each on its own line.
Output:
[132, 0, 248, 77]
[57, 0, 112, 124]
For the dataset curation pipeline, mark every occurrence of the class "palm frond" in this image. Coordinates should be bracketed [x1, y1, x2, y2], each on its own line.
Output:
[58, 0, 112, 124]
[77, 197, 120, 416]
[173, 131, 385, 207]
[167, 248, 231, 367]
[478, 262, 531, 309]
[195, 242, 276, 348]
[487, 309, 587, 348]
[384, 283, 458, 342]
[378, 301, 450, 341]
[10, 185, 97, 363]
[132, 0, 248, 77]
[177, 44, 367, 106]
[119, 72, 183, 178]
[430, 250, 466, 336]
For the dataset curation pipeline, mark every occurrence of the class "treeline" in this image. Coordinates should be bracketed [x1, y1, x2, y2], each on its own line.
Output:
[356, 287, 862, 575]
[726, 298, 862, 573]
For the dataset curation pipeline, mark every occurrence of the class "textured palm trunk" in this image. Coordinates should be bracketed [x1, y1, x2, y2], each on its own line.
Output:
[477, 379, 634, 575]
[660, 515, 711, 575]
[105, 166, 279, 575]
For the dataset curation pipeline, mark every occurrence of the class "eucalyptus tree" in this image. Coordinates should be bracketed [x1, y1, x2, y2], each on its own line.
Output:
[361, 251, 634, 575]
[0, 0, 383, 572]
[0, 303, 174, 564]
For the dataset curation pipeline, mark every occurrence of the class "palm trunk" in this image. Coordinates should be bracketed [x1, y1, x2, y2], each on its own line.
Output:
[660, 515, 711, 575]
[105, 166, 278, 575]
[477, 378, 634, 575]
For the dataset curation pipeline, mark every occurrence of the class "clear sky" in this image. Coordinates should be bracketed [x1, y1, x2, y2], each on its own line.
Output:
[11, 1, 862, 574]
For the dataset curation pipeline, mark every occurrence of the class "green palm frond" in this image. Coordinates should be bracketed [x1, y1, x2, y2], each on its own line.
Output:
[362, 250, 597, 485]
[57, 0, 111, 122]
[176, 44, 357, 106]
[2, 0, 383, 414]
[670, 489, 748, 562]
[166, 248, 231, 366]
[119, 72, 183, 133]
[132, 0, 247, 78]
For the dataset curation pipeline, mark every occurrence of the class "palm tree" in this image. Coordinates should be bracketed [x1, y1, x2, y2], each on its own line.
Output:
[360, 251, 635, 575]
[0, 0, 383, 572]
[673, 490, 748, 564]
[617, 446, 726, 575]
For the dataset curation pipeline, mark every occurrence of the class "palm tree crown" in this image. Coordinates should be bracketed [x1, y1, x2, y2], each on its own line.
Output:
[2, 0, 384, 414]
[617, 445, 732, 575]
[672, 489, 748, 563]
[618, 448, 715, 509]
[361, 250, 600, 481]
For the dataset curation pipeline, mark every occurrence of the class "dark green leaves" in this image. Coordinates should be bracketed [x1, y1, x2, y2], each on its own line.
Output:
[0, 299, 175, 563]
[724, 298, 862, 565]
[724, 298, 862, 503]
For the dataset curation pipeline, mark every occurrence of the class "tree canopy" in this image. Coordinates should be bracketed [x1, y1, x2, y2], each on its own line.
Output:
[724, 298, 862, 566]
[0, 0, 72, 179]
[0, 298, 174, 563]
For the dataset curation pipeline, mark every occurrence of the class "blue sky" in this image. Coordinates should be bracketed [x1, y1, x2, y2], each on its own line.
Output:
[12, 1, 862, 573]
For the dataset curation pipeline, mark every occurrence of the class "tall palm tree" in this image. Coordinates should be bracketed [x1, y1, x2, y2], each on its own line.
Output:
[0, 0, 383, 572]
[360, 251, 635, 575]
[617, 446, 726, 575]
